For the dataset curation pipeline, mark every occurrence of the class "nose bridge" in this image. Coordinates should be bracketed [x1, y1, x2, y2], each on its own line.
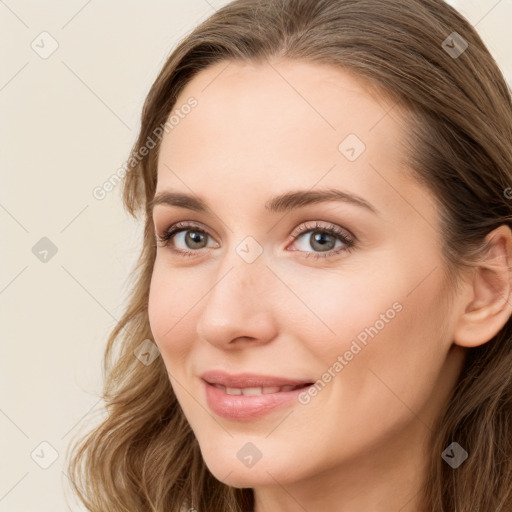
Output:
[215, 231, 269, 296]
[209, 241, 269, 311]
[195, 240, 278, 346]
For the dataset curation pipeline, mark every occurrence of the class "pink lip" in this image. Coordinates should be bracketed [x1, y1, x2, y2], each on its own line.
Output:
[200, 370, 313, 421]
[200, 370, 312, 388]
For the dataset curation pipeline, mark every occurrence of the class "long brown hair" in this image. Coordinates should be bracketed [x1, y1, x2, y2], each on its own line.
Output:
[65, 1, 512, 510]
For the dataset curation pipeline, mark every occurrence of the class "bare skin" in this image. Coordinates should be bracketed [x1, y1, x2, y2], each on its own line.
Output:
[148, 59, 512, 512]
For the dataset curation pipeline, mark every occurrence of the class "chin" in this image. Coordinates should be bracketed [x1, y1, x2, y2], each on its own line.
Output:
[204, 461, 283, 488]
[199, 443, 304, 489]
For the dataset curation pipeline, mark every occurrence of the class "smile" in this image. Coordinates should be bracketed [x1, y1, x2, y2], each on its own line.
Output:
[212, 383, 309, 395]
[203, 380, 314, 420]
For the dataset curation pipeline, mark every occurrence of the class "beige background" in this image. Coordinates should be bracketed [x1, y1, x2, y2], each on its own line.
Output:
[0, 0, 510, 510]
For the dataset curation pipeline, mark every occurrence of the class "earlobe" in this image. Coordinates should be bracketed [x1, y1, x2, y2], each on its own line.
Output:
[453, 224, 512, 348]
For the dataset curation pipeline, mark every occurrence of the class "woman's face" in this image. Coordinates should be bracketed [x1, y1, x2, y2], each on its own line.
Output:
[148, 60, 466, 491]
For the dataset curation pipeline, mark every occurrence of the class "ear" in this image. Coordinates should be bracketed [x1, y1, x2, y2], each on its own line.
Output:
[453, 224, 512, 348]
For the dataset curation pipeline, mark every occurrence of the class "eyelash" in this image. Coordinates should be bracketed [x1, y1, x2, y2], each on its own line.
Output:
[155, 221, 355, 260]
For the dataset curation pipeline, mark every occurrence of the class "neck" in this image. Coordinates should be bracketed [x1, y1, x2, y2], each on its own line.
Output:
[253, 422, 431, 512]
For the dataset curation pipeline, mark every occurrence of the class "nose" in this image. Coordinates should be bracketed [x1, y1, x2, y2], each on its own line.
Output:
[195, 250, 279, 349]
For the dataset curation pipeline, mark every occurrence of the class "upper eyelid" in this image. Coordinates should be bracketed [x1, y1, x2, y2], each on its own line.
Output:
[292, 221, 353, 238]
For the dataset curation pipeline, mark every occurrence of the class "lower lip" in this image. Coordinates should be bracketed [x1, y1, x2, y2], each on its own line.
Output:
[203, 380, 311, 420]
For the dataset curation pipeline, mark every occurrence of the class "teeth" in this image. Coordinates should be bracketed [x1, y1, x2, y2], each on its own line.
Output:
[241, 387, 262, 396]
[214, 384, 303, 395]
[263, 386, 281, 394]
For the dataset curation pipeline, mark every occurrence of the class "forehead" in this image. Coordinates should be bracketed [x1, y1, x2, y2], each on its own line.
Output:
[155, 59, 431, 226]
[164, 59, 402, 149]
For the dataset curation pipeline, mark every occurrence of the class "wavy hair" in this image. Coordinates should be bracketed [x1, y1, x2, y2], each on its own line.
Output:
[65, 0, 512, 510]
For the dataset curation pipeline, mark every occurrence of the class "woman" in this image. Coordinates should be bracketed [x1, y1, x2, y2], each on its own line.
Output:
[66, 0, 512, 510]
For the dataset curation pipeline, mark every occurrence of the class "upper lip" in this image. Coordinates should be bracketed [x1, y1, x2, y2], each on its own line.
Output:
[200, 370, 313, 388]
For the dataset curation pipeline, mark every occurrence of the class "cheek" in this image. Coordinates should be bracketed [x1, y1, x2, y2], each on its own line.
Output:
[282, 265, 394, 354]
[324, 267, 450, 420]
[297, 254, 449, 394]
[147, 261, 198, 360]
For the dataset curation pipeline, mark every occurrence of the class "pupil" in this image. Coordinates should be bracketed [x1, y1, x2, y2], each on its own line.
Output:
[311, 232, 334, 251]
[187, 231, 204, 248]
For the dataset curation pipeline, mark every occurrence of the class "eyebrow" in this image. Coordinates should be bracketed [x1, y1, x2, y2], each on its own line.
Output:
[149, 188, 379, 216]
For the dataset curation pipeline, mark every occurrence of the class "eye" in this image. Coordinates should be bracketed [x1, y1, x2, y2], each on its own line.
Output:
[156, 221, 217, 256]
[288, 221, 355, 260]
[155, 220, 356, 260]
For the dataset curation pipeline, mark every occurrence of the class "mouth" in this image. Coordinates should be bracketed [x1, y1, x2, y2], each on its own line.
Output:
[209, 382, 312, 396]
[200, 369, 314, 389]
[200, 370, 315, 420]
